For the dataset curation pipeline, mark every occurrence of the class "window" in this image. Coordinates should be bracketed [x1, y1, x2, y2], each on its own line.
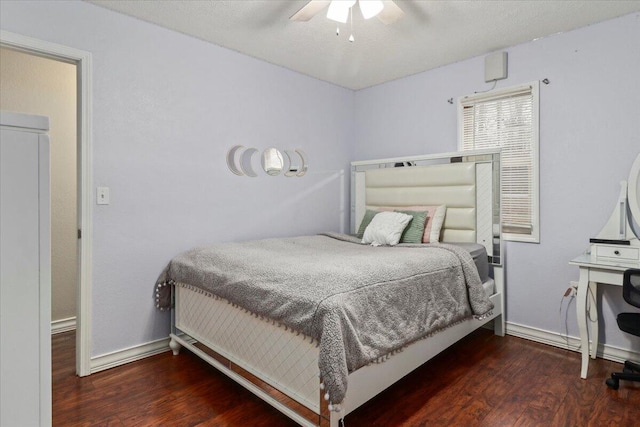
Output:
[458, 82, 540, 243]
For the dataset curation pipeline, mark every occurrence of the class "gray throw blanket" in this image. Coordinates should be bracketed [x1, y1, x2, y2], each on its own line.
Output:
[155, 232, 493, 408]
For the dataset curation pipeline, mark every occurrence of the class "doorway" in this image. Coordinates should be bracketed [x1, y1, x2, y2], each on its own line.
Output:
[0, 46, 77, 335]
[0, 31, 92, 376]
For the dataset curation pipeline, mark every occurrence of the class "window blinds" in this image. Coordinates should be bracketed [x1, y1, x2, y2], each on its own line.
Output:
[461, 85, 535, 236]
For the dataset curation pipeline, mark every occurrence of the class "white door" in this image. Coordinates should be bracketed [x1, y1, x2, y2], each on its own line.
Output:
[0, 112, 51, 427]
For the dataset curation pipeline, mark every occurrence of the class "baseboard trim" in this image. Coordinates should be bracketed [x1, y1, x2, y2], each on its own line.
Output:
[51, 317, 76, 335]
[90, 337, 170, 374]
[506, 321, 640, 364]
[87, 322, 638, 375]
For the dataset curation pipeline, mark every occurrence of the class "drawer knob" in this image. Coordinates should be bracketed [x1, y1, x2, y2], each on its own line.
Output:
[614, 250, 620, 255]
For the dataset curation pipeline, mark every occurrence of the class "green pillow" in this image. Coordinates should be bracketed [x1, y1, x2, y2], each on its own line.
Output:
[395, 210, 429, 243]
[356, 209, 380, 238]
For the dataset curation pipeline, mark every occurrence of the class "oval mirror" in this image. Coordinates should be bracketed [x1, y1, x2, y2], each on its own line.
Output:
[240, 147, 259, 177]
[295, 149, 308, 177]
[261, 148, 284, 176]
[284, 150, 299, 177]
[226, 145, 245, 176]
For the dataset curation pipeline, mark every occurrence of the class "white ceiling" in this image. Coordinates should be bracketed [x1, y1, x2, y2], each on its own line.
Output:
[86, 0, 640, 90]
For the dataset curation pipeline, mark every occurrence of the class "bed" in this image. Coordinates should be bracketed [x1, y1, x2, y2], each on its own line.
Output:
[156, 149, 504, 426]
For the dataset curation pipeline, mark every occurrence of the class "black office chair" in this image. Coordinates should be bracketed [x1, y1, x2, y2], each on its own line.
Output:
[606, 268, 640, 390]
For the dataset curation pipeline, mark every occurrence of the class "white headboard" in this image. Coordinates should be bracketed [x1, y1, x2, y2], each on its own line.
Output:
[351, 149, 502, 265]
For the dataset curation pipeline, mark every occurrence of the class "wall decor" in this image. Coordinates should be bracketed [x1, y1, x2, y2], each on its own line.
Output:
[239, 147, 259, 177]
[261, 147, 284, 176]
[227, 145, 308, 177]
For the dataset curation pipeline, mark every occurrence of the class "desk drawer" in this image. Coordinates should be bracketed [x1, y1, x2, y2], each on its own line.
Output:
[593, 244, 640, 262]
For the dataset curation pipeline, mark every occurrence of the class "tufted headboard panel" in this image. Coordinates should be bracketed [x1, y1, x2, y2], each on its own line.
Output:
[351, 150, 501, 263]
[364, 162, 477, 243]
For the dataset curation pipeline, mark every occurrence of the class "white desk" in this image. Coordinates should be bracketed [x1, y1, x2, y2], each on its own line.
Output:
[569, 254, 640, 378]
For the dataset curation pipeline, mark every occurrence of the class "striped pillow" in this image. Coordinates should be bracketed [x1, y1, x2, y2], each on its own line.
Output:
[400, 205, 447, 243]
[395, 210, 429, 244]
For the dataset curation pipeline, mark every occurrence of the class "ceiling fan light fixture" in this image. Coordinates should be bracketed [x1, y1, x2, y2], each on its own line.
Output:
[327, 0, 356, 23]
[359, 0, 384, 19]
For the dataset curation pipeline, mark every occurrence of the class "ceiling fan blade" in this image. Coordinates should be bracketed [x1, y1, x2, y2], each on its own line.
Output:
[377, 0, 404, 25]
[290, 0, 332, 22]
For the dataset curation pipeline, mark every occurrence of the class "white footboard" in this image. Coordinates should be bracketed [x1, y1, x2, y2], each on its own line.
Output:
[175, 285, 321, 413]
[172, 282, 504, 427]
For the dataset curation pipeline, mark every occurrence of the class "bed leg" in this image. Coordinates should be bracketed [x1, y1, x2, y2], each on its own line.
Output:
[169, 336, 182, 355]
[329, 412, 343, 427]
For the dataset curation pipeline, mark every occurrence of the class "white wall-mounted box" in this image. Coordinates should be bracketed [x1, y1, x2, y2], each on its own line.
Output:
[485, 52, 508, 82]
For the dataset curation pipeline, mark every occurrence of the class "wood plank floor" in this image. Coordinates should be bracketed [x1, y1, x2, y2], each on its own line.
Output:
[53, 329, 640, 426]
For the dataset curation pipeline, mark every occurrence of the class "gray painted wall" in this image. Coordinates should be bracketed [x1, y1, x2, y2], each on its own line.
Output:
[1, 1, 354, 356]
[354, 13, 640, 351]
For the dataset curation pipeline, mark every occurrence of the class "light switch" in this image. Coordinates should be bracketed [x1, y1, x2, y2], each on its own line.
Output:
[97, 187, 110, 205]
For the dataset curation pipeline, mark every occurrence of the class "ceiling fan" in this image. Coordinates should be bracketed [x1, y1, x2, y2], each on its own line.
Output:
[290, 0, 404, 25]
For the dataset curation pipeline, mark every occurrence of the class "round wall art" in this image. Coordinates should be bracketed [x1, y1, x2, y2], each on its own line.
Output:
[227, 145, 308, 177]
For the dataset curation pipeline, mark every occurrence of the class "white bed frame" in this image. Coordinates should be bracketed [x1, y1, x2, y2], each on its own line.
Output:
[169, 149, 504, 427]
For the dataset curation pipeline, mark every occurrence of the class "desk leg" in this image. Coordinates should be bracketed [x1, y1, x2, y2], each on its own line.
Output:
[588, 281, 598, 360]
[576, 267, 590, 379]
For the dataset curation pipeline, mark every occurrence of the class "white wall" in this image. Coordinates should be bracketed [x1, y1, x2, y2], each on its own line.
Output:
[0, 1, 354, 357]
[0, 47, 77, 325]
[354, 13, 640, 351]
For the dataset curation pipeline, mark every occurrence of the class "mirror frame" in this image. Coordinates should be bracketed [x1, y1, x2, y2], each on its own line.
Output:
[226, 145, 245, 176]
[239, 147, 259, 177]
[295, 149, 308, 177]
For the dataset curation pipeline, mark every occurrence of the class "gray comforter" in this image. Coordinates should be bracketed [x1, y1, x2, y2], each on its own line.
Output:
[155, 232, 493, 407]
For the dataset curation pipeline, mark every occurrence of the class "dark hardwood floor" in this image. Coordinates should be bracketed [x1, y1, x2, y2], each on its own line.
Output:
[53, 329, 640, 426]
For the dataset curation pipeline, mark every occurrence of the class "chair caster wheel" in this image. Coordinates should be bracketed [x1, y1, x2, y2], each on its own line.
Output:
[605, 377, 619, 390]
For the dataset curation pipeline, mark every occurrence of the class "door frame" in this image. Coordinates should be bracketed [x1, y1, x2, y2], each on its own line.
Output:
[0, 30, 93, 376]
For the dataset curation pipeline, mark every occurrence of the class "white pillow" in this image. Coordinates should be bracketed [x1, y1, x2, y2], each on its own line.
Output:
[362, 211, 413, 246]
